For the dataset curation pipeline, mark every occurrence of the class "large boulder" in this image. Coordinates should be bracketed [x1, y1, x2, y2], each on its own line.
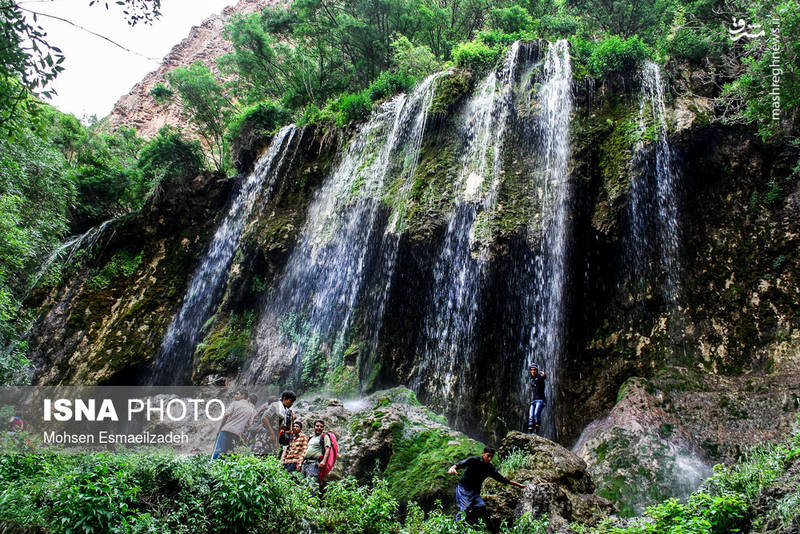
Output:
[292, 387, 485, 505]
[483, 431, 613, 532]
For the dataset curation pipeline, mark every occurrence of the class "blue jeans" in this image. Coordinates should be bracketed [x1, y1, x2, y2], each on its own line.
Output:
[211, 431, 240, 459]
[455, 484, 485, 522]
[528, 400, 545, 429]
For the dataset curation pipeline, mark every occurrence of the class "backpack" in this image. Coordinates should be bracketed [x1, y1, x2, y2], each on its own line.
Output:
[278, 408, 294, 446]
[318, 432, 338, 481]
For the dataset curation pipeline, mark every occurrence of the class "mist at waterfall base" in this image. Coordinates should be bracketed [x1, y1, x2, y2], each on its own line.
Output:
[147, 43, 685, 450]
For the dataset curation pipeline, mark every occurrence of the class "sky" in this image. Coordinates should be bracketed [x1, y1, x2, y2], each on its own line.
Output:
[19, 0, 238, 119]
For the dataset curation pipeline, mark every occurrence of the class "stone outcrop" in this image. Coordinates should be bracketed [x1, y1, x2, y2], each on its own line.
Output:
[106, 0, 274, 139]
[483, 431, 613, 532]
[574, 370, 800, 515]
[291, 387, 485, 505]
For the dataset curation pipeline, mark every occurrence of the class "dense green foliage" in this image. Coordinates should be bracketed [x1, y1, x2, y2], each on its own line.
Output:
[0, 448, 548, 533]
[138, 126, 206, 189]
[1, 422, 798, 532]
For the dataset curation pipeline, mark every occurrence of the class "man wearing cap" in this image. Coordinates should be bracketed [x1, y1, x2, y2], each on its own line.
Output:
[527, 363, 546, 434]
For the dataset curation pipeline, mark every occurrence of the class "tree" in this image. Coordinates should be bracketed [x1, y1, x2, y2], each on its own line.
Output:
[167, 62, 234, 173]
[138, 125, 206, 189]
[567, 0, 676, 39]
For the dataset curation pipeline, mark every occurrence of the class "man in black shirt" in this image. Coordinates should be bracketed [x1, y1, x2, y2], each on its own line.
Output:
[448, 446, 527, 523]
[527, 363, 546, 434]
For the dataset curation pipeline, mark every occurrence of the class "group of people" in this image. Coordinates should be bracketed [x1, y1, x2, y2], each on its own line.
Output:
[211, 390, 336, 483]
[210, 365, 546, 523]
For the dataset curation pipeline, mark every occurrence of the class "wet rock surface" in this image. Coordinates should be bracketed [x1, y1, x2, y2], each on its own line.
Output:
[574, 370, 800, 515]
[26, 172, 234, 385]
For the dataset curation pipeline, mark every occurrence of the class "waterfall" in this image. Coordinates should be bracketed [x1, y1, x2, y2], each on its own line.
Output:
[150, 125, 298, 385]
[242, 74, 442, 387]
[522, 39, 573, 440]
[411, 43, 528, 420]
[629, 61, 682, 303]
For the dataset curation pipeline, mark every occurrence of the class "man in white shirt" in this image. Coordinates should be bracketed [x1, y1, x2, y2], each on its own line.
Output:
[212, 390, 257, 459]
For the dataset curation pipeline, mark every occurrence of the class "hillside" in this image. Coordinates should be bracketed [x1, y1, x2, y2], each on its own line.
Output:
[106, 0, 270, 138]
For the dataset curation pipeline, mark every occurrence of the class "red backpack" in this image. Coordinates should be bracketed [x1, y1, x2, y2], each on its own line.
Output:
[319, 432, 339, 481]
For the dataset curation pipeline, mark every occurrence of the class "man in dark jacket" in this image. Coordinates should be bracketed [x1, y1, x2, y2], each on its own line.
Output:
[448, 446, 527, 523]
[527, 363, 546, 434]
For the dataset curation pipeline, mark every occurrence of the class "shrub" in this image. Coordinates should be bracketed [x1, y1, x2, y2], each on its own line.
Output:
[489, 6, 535, 34]
[367, 71, 416, 103]
[452, 39, 502, 73]
[296, 103, 337, 127]
[332, 91, 372, 127]
[538, 14, 579, 37]
[666, 29, 713, 63]
[225, 100, 291, 147]
[149, 83, 173, 106]
[585, 35, 649, 78]
[138, 126, 206, 188]
[390, 36, 442, 80]
[477, 29, 518, 49]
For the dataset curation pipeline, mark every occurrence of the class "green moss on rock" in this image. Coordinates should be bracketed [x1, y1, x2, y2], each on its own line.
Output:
[384, 427, 483, 502]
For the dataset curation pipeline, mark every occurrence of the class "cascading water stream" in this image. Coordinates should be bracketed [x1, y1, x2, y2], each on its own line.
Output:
[629, 62, 682, 303]
[149, 125, 298, 385]
[522, 39, 573, 441]
[242, 74, 442, 386]
[411, 43, 527, 419]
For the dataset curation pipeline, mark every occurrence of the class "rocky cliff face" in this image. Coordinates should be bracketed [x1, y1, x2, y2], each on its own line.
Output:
[106, 0, 270, 139]
[25, 40, 800, 517]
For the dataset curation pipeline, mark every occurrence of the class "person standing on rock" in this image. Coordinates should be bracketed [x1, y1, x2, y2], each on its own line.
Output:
[302, 419, 332, 481]
[448, 446, 527, 523]
[211, 390, 256, 459]
[527, 363, 546, 434]
[258, 390, 296, 456]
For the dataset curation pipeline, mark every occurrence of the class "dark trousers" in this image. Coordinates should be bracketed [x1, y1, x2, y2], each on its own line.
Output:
[283, 462, 299, 474]
[211, 431, 240, 459]
[528, 400, 545, 429]
[456, 483, 486, 522]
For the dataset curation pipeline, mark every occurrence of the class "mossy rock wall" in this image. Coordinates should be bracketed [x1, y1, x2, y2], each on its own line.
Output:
[27, 172, 234, 384]
[25, 53, 800, 461]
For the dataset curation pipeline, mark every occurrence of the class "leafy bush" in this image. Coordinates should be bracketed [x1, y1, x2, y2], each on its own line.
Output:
[367, 71, 416, 103]
[225, 100, 291, 147]
[452, 39, 502, 73]
[332, 91, 372, 127]
[489, 6, 535, 34]
[0, 450, 560, 533]
[149, 82, 173, 106]
[666, 29, 714, 64]
[390, 36, 442, 80]
[138, 126, 206, 188]
[584, 35, 650, 78]
[538, 14, 579, 37]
